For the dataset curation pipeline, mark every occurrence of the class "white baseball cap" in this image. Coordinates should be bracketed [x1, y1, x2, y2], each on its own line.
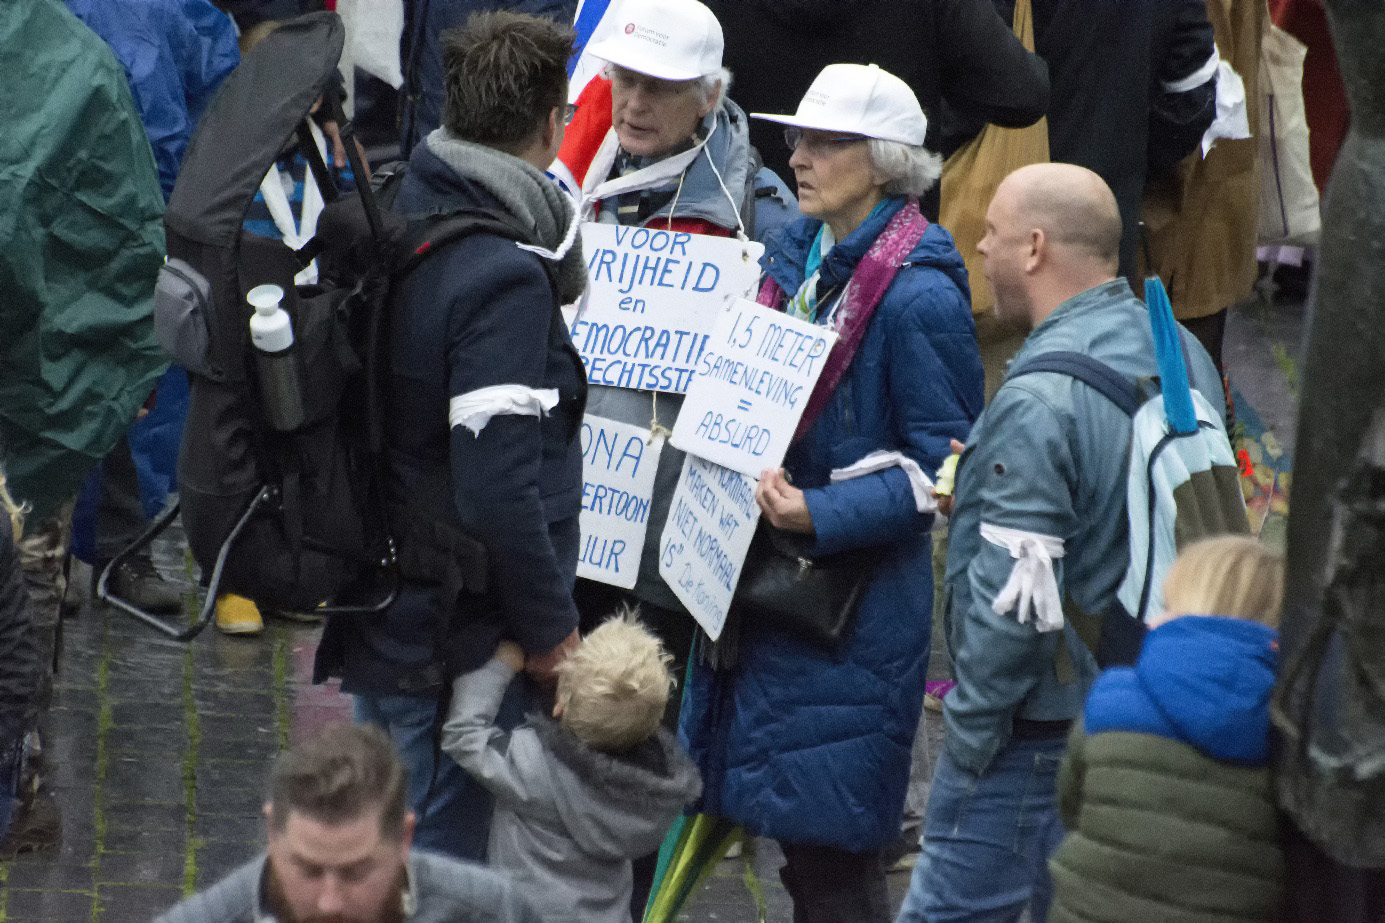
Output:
[585, 0, 724, 82]
[753, 63, 929, 146]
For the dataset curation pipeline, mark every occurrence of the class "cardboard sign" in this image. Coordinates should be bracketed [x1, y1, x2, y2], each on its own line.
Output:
[570, 223, 764, 394]
[577, 416, 664, 589]
[670, 297, 837, 478]
[658, 455, 760, 640]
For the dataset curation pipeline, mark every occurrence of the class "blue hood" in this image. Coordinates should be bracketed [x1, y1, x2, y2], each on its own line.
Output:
[763, 197, 969, 297]
[1085, 616, 1278, 765]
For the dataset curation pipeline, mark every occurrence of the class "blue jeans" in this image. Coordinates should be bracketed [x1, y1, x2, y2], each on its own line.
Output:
[896, 736, 1067, 923]
[354, 678, 528, 861]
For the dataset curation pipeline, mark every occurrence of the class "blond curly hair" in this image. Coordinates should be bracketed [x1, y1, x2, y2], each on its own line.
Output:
[556, 607, 674, 753]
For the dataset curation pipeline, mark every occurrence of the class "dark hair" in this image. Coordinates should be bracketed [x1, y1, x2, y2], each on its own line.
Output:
[267, 723, 408, 840]
[441, 11, 575, 150]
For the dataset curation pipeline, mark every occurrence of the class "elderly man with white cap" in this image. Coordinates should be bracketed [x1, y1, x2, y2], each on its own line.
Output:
[677, 63, 982, 922]
[556, 0, 795, 804]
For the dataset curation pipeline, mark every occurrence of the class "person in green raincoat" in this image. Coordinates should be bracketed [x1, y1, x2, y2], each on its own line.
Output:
[0, 0, 167, 853]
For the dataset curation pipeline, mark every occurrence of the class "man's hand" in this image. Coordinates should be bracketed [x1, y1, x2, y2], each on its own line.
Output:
[495, 640, 525, 672]
[757, 468, 814, 534]
[524, 628, 580, 686]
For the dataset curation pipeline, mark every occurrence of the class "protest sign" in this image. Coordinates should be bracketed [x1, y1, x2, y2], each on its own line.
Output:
[658, 455, 760, 640]
[569, 223, 764, 394]
[670, 297, 837, 477]
[577, 416, 664, 589]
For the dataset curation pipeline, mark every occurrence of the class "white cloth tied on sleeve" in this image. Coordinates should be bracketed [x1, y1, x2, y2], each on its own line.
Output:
[448, 385, 560, 436]
[980, 522, 1066, 632]
[829, 450, 938, 514]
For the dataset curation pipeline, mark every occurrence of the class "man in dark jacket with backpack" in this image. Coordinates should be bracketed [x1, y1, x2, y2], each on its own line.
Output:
[315, 11, 587, 862]
[897, 164, 1225, 922]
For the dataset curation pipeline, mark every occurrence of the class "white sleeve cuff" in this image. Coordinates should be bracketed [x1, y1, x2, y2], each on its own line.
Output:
[980, 523, 1066, 632]
[449, 385, 560, 436]
[830, 450, 938, 514]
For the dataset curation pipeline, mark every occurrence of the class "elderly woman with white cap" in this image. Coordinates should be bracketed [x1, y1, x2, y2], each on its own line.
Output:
[556, 0, 795, 742]
[678, 64, 983, 921]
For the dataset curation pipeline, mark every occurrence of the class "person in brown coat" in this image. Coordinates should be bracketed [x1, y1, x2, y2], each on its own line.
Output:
[1143, 0, 1266, 392]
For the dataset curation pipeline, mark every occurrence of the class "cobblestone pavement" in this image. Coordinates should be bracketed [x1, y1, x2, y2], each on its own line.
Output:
[0, 289, 1303, 921]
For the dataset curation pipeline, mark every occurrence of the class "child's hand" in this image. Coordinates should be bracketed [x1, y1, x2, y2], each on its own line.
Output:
[495, 641, 526, 672]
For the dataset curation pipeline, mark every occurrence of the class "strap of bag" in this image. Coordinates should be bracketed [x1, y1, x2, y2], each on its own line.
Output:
[1006, 351, 1141, 416]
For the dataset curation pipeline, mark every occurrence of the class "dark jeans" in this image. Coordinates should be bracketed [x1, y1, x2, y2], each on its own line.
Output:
[354, 674, 529, 861]
[779, 841, 891, 923]
[897, 736, 1066, 923]
[95, 435, 148, 565]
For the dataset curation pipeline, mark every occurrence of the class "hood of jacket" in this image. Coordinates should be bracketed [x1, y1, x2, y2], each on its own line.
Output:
[1089, 615, 1278, 764]
[530, 714, 702, 860]
[763, 197, 968, 297]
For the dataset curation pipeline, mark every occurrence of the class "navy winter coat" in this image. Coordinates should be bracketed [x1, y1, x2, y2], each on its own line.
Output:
[317, 142, 587, 695]
[679, 199, 984, 851]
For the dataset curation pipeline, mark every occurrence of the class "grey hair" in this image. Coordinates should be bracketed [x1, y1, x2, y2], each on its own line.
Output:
[697, 67, 733, 110]
[867, 138, 943, 198]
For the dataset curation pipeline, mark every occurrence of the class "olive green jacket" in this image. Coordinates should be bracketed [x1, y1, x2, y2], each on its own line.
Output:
[1049, 723, 1284, 923]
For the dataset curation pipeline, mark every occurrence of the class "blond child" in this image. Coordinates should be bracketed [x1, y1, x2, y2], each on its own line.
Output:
[1048, 535, 1286, 923]
[441, 610, 701, 923]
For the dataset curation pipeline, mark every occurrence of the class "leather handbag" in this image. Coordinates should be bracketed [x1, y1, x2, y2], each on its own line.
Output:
[734, 524, 876, 650]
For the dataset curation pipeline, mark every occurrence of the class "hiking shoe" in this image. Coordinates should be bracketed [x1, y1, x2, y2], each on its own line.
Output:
[215, 593, 264, 636]
[923, 680, 955, 713]
[100, 558, 183, 614]
[0, 791, 61, 859]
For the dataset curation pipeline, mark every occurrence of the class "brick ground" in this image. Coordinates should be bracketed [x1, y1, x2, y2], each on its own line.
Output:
[0, 289, 1301, 921]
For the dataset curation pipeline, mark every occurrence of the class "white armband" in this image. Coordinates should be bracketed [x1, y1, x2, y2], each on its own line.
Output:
[1201, 56, 1251, 156]
[830, 450, 937, 514]
[449, 385, 559, 436]
[1163, 46, 1219, 94]
[980, 523, 1066, 632]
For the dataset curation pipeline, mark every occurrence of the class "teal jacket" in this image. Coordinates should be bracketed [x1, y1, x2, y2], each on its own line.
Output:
[943, 279, 1222, 773]
[0, 0, 167, 526]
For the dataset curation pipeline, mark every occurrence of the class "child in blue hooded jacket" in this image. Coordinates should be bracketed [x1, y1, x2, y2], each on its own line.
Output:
[1048, 535, 1286, 923]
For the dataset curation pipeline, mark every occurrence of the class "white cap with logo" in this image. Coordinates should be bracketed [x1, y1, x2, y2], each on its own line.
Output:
[752, 63, 929, 146]
[586, 0, 724, 82]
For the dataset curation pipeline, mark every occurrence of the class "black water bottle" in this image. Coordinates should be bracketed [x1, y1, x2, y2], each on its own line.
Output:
[247, 284, 305, 432]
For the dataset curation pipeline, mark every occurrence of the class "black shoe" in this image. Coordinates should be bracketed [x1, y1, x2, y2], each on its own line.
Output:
[0, 791, 61, 859]
[99, 558, 184, 614]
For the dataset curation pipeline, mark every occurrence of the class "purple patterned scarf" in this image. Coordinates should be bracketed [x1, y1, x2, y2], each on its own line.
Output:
[757, 200, 930, 441]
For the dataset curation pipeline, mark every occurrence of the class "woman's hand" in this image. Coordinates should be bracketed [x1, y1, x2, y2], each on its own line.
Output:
[757, 469, 815, 534]
[933, 438, 966, 518]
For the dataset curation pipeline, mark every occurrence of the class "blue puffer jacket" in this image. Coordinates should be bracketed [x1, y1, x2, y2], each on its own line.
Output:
[679, 198, 984, 851]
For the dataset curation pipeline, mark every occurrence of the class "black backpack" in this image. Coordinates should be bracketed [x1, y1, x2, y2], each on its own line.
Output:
[104, 13, 523, 639]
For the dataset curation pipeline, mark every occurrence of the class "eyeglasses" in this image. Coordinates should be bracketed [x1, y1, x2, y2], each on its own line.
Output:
[563, 104, 578, 125]
[783, 127, 865, 154]
[609, 67, 699, 98]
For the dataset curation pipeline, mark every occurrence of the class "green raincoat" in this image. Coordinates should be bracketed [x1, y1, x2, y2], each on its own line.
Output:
[0, 0, 168, 529]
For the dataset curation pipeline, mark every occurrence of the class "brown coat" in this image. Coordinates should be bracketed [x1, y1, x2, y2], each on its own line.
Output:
[1143, 0, 1266, 320]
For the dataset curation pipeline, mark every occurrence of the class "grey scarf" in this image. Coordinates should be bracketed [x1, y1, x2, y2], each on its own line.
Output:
[426, 129, 587, 303]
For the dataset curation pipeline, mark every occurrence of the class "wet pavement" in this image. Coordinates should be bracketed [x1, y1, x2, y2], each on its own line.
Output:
[0, 285, 1304, 921]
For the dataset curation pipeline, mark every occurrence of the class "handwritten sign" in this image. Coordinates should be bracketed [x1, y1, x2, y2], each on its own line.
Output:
[670, 297, 837, 477]
[658, 455, 760, 640]
[577, 416, 664, 589]
[569, 223, 764, 394]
